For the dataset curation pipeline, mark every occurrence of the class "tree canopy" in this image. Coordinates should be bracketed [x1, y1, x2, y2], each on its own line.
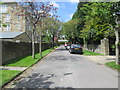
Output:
[62, 2, 120, 44]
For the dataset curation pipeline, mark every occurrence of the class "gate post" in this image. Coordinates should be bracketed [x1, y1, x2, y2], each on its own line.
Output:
[101, 38, 109, 55]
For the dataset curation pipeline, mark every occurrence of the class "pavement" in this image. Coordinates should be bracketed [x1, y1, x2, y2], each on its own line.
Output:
[0, 66, 27, 71]
[4, 45, 118, 88]
[85, 55, 116, 65]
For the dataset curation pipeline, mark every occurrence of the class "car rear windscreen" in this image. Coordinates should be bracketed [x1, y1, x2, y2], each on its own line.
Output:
[71, 44, 81, 48]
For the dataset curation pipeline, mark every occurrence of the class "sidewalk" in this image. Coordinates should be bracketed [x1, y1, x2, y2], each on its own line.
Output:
[85, 55, 116, 65]
[0, 66, 27, 71]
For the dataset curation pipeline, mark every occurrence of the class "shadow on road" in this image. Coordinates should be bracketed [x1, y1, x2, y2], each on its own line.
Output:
[15, 73, 55, 88]
[55, 87, 74, 89]
[14, 73, 75, 89]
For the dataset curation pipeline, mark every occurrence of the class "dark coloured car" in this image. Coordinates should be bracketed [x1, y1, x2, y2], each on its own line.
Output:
[69, 44, 83, 54]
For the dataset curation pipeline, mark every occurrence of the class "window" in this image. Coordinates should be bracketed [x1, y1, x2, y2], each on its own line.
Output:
[0, 5, 7, 13]
[17, 15, 21, 20]
[5, 14, 11, 22]
[5, 24, 10, 31]
[12, 4, 16, 11]
[29, 25, 31, 30]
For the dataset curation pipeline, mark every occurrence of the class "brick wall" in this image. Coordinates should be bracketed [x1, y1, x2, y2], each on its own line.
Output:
[1, 41, 51, 65]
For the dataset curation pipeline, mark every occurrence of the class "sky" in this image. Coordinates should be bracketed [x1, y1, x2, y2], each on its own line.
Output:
[0, 0, 79, 22]
[51, 1, 78, 22]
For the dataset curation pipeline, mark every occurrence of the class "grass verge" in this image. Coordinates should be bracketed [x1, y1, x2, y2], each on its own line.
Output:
[83, 50, 104, 55]
[0, 70, 21, 86]
[1, 47, 57, 87]
[4, 48, 54, 67]
[106, 61, 120, 71]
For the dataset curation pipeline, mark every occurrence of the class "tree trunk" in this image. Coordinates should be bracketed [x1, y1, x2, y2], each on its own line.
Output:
[32, 30, 35, 59]
[115, 29, 120, 65]
[39, 30, 42, 57]
[52, 34, 54, 49]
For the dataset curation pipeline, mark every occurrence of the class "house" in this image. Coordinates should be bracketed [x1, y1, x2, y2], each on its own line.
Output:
[58, 35, 68, 42]
[0, 2, 37, 42]
[0, 32, 32, 42]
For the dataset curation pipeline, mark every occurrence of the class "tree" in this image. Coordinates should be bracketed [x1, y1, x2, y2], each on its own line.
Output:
[16, 1, 57, 58]
[62, 19, 81, 43]
[80, 2, 113, 44]
[111, 2, 120, 65]
[73, 1, 120, 65]
[42, 17, 62, 48]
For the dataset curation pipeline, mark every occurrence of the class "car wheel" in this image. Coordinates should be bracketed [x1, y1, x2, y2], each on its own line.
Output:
[80, 52, 83, 54]
[69, 50, 73, 54]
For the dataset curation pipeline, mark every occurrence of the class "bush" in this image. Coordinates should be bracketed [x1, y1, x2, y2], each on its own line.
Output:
[58, 42, 66, 45]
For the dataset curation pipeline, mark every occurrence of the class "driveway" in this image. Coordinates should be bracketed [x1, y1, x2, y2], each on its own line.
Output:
[4, 46, 118, 88]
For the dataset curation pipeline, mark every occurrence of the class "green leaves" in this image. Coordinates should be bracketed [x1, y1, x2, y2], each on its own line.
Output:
[77, 2, 115, 43]
[62, 2, 119, 44]
[2, 24, 7, 27]
[62, 19, 81, 43]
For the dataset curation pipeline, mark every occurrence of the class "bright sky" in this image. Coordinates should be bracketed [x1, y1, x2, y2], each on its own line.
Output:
[1, 0, 79, 22]
[51, 1, 78, 22]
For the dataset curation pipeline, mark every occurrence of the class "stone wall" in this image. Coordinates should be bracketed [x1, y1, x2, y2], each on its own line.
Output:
[84, 38, 109, 55]
[1, 41, 51, 65]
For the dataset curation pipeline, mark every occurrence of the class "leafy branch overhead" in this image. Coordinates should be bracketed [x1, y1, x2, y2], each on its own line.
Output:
[13, 1, 60, 59]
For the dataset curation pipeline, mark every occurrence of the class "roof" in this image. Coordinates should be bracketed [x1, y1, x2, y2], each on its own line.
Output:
[0, 32, 24, 39]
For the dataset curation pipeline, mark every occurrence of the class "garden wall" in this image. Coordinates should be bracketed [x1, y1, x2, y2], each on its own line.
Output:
[83, 38, 109, 55]
[1, 41, 51, 65]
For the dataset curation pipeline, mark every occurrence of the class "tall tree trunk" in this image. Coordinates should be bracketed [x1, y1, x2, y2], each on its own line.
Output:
[115, 29, 120, 65]
[83, 38, 87, 49]
[32, 29, 35, 59]
[52, 34, 54, 49]
[39, 30, 42, 57]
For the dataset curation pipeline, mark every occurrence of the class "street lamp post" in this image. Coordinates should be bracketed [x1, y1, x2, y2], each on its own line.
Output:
[113, 11, 120, 65]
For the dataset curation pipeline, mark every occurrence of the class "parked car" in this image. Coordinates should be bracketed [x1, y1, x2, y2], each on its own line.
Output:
[64, 42, 71, 50]
[69, 44, 83, 54]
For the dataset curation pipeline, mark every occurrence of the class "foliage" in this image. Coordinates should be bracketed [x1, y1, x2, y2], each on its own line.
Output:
[2, 24, 7, 27]
[64, 2, 119, 44]
[61, 3, 87, 44]
[0, 70, 21, 86]
[106, 61, 120, 71]
[62, 19, 82, 43]
[79, 2, 115, 43]
[41, 17, 62, 43]
[16, 1, 58, 58]
[83, 50, 104, 55]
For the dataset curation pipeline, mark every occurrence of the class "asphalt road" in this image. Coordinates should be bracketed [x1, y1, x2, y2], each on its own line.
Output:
[5, 46, 118, 88]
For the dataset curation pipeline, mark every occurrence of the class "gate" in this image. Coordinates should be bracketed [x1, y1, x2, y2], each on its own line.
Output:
[109, 37, 115, 55]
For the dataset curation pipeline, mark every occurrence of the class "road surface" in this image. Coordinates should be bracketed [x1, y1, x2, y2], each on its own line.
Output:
[5, 46, 118, 88]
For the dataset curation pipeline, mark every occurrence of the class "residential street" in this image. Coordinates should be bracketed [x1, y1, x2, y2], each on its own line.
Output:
[5, 46, 118, 88]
